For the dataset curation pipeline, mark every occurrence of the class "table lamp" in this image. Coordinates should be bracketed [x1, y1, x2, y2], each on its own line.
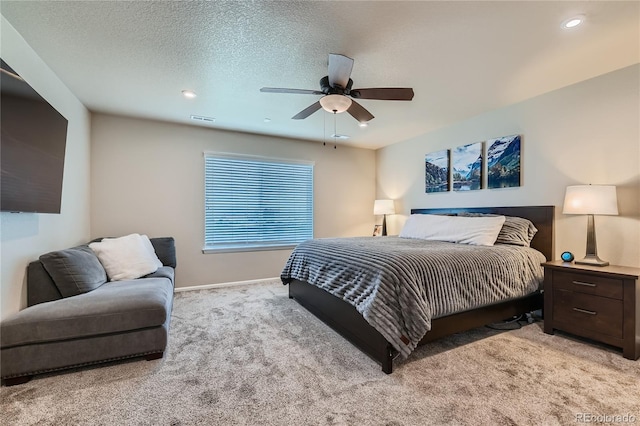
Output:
[562, 184, 618, 266]
[374, 199, 395, 236]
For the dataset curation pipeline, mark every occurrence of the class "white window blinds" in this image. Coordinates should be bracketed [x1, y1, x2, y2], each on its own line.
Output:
[204, 153, 314, 252]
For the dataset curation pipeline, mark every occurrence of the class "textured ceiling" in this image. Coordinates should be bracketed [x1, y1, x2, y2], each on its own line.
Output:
[2, 1, 638, 149]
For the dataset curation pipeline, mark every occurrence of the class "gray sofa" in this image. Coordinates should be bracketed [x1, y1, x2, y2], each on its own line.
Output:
[0, 237, 176, 386]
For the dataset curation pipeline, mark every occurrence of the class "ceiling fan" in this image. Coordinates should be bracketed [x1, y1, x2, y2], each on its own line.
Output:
[260, 54, 414, 123]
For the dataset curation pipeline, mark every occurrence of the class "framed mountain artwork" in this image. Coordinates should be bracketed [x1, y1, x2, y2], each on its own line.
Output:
[452, 142, 483, 191]
[487, 135, 521, 189]
[425, 149, 450, 193]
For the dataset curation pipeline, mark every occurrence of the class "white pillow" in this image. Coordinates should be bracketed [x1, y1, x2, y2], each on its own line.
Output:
[141, 234, 164, 269]
[399, 214, 506, 246]
[89, 233, 161, 281]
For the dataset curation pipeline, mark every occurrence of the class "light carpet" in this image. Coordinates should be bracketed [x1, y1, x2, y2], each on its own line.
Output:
[1, 280, 638, 425]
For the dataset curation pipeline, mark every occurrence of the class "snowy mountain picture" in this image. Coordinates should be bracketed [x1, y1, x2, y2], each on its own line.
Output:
[452, 142, 482, 191]
[487, 135, 521, 189]
[425, 149, 449, 193]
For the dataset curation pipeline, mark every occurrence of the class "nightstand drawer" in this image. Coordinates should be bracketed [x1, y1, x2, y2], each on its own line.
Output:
[553, 270, 623, 299]
[553, 290, 623, 338]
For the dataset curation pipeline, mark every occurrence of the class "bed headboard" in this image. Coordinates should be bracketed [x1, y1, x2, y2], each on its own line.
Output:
[410, 206, 555, 261]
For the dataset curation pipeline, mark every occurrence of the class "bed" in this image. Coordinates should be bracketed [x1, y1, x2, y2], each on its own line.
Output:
[281, 206, 555, 373]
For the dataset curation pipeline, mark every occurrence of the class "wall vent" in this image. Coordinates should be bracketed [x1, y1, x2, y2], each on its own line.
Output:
[330, 134, 350, 140]
[190, 115, 215, 123]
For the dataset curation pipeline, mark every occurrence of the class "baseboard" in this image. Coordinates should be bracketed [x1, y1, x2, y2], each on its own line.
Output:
[173, 277, 281, 293]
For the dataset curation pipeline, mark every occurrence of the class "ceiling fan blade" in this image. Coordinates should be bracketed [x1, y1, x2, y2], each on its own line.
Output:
[292, 101, 322, 119]
[328, 54, 354, 89]
[350, 88, 414, 101]
[346, 100, 374, 122]
[261, 87, 323, 95]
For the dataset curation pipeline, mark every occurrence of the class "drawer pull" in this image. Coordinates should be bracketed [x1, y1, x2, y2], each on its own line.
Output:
[572, 280, 596, 287]
[573, 307, 597, 315]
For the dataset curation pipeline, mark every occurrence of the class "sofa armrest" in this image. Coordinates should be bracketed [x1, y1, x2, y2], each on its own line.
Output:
[143, 266, 175, 285]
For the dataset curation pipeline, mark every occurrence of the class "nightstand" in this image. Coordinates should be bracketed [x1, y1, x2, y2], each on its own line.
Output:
[542, 261, 640, 360]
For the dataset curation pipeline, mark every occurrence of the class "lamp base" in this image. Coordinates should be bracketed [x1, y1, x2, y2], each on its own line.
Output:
[575, 254, 609, 267]
[576, 214, 609, 267]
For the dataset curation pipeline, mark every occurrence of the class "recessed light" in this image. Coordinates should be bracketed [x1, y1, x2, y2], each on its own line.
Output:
[264, 118, 271, 123]
[562, 15, 584, 29]
[358, 122, 368, 128]
[182, 90, 197, 99]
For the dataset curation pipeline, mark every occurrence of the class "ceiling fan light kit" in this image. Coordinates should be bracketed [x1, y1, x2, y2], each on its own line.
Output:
[319, 94, 352, 113]
[260, 53, 414, 124]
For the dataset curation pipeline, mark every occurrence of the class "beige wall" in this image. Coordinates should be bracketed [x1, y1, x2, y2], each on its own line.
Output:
[0, 17, 92, 319]
[90, 114, 376, 288]
[3, 11, 635, 320]
[377, 64, 640, 268]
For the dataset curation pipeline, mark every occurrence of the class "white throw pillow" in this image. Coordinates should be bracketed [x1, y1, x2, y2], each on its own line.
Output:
[141, 234, 164, 269]
[89, 233, 161, 281]
[399, 214, 506, 246]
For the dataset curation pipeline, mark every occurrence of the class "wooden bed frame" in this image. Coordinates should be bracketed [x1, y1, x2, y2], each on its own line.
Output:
[288, 205, 555, 374]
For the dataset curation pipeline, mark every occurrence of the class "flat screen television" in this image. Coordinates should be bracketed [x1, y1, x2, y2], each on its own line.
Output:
[1, 58, 68, 213]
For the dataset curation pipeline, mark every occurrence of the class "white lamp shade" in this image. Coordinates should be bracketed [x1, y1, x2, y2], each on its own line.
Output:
[374, 199, 395, 215]
[319, 94, 352, 113]
[562, 185, 618, 215]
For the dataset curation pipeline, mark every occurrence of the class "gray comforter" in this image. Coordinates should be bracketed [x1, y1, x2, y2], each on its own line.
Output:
[281, 237, 545, 358]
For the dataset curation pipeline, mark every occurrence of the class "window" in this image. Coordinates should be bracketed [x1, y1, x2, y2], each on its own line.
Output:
[204, 152, 314, 253]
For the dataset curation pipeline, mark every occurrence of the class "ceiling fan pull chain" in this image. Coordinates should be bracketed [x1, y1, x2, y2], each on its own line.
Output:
[323, 109, 326, 146]
[333, 111, 337, 149]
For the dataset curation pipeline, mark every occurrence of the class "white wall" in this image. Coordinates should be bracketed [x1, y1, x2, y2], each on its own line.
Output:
[0, 17, 92, 319]
[90, 114, 376, 288]
[377, 65, 640, 268]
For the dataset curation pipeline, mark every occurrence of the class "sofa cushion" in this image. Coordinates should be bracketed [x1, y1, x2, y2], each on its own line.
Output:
[39, 246, 107, 297]
[89, 234, 161, 281]
[1, 277, 173, 348]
